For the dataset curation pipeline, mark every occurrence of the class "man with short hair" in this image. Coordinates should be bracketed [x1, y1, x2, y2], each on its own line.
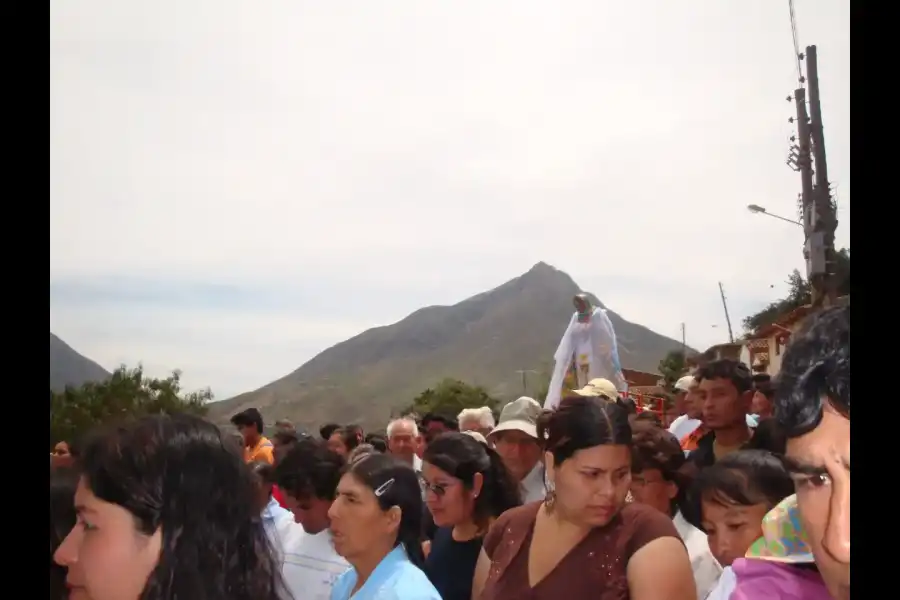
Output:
[688, 359, 754, 469]
[457, 406, 496, 437]
[774, 305, 850, 600]
[419, 413, 457, 447]
[668, 374, 701, 439]
[230, 407, 274, 464]
[488, 396, 545, 503]
[386, 417, 422, 472]
[275, 438, 349, 599]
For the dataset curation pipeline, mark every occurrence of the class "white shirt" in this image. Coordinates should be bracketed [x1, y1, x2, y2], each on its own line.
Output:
[704, 566, 736, 600]
[282, 529, 349, 600]
[673, 511, 722, 600]
[668, 415, 702, 440]
[521, 462, 547, 504]
[668, 415, 760, 442]
[261, 497, 305, 563]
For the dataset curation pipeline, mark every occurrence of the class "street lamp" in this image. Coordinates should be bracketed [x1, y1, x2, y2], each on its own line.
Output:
[746, 204, 803, 227]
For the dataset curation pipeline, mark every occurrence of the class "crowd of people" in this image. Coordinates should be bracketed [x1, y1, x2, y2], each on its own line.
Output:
[48, 304, 849, 600]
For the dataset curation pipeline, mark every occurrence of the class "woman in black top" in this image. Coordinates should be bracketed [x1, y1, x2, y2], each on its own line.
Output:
[421, 432, 521, 600]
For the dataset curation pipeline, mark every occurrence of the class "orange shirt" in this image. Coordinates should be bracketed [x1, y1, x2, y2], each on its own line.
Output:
[680, 425, 708, 453]
[243, 436, 274, 464]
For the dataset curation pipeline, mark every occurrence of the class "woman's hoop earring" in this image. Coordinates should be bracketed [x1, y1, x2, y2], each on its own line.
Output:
[543, 489, 557, 511]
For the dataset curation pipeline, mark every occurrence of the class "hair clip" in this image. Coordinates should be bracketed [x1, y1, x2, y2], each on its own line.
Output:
[374, 478, 395, 497]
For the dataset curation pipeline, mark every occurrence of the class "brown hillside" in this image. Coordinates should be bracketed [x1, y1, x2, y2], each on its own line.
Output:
[208, 262, 692, 430]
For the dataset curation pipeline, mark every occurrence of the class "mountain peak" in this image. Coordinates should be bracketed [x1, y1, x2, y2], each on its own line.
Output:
[211, 264, 689, 429]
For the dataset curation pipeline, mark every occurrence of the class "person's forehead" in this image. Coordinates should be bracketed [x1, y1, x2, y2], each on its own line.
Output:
[699, 377, 734, 390]
[421, 461, 454, 481]
[786, 407, 850, 464]
[568, 444, 631, 469]
[390, 423, 416, 436]
[497, 429, 535, 442]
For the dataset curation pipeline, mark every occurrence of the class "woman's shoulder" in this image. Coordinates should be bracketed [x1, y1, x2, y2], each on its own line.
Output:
[482, 502, 541, 559]
[614, 503, 682, 559]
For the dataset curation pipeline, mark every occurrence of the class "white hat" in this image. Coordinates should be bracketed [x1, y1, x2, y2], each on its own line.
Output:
[674, 375, 697, 392]
[572, 378, 620, 400]
[462, 430, 488, 445]
[488, 396, 542, 440]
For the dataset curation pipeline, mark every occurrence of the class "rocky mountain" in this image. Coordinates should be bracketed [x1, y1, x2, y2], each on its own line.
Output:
[50, 332, 110, 391]
[209, 262, 691, 429]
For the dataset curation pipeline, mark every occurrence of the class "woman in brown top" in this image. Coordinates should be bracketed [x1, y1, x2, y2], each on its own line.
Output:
[472, 396, 697, 600]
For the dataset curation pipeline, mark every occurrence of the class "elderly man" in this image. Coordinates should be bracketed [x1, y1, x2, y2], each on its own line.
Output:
[386, 417, 423, 473]
[488, 396, 545, 503]
[457, 406, 496, 437]
[775, 305, 850, 600]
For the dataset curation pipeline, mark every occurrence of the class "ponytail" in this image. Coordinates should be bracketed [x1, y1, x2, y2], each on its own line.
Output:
[478, 445, 523, 523]
[399, 527, 427, 571]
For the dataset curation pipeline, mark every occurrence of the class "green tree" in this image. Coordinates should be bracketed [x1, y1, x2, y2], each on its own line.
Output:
[50, 365, 212, 447]
[742, 247, 849, 333]
[399, 378, 499, 418]
[658, 350, 688, 390]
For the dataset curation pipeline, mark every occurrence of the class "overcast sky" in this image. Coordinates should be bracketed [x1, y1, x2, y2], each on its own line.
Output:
[50, 1, 850, 399]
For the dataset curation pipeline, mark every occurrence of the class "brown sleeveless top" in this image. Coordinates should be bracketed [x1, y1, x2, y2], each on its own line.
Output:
[480, 501, 681, 600]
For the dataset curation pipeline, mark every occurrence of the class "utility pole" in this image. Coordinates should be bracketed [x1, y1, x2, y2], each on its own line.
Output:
[515, 370, 537, 394]
[805, 45, 838, 306]
[718, 282, 735, 343]
[680, 323, 686, 357]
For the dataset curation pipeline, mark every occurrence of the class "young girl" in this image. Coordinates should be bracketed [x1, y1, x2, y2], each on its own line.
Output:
[690, 449, 795, 600]
[730, 494, 831, 599]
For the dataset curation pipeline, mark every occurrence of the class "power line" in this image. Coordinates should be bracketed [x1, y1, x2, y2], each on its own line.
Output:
[788, 0, 805, 87]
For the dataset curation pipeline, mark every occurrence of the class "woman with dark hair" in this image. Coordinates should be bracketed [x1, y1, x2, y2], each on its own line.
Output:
[53, 413, 285, 600]
[327, 427, 362, 458]
[51, 466, 79, 600]
[421, 432, 521, 600]
[472, 396, 696, 600]
[327, 453, 441, 600]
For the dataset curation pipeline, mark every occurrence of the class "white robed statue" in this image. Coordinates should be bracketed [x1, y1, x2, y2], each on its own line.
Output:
[544, 293, 627, 410]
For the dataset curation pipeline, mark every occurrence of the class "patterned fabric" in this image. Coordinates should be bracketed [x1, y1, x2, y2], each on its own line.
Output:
[680, 425, 708, 452]
[745, 494, 815, 564]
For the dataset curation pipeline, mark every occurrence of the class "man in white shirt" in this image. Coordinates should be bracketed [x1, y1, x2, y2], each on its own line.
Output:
[274, 439, 349, 600]
[630, 422, 722, 599]
[488, 397, 546, 503]
[668, 374, 702, 440]
[386, 417, 424, 475]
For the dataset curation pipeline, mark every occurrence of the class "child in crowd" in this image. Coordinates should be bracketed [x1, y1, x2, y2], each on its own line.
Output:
[690, 449, 795, 600]
[729, 494, 831, 599]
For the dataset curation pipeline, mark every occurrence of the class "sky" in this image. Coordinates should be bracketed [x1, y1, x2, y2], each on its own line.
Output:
[50, 1, 850, 400]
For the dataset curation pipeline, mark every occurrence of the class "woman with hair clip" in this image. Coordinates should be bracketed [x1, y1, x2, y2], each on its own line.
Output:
[328, 453, 441, 600]
[421, 432, 521, 600]
[472, 396, 696, 600]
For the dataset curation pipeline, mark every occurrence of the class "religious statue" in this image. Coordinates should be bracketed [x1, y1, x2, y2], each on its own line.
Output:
[544, 293, 627, 410]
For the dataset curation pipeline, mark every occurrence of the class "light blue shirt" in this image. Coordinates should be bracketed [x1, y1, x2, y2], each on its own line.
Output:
[330, 545, 440, 600]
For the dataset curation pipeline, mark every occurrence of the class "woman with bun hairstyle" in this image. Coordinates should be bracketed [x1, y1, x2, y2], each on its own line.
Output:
[472, 396, 696, 600]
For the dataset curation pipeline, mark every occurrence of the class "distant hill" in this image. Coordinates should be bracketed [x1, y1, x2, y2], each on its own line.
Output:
[209, 262, 693, 429]
[50, 333, 110, 391]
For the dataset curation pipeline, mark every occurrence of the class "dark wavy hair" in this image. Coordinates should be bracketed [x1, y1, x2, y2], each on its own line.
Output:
[687, 449, 794, 530]
[630, 422, 688, 516]
[79, 413, 284, 600]
[775, 304, 850, 437]
[423, 432, 521, 529]
[537, 396, 632, 466]
[51, 466, 79, 600]
[345, 453, 427, 571]
[331, 427, 362, 452]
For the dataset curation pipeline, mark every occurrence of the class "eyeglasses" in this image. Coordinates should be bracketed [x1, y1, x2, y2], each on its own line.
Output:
[420, 477, 458, 497]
